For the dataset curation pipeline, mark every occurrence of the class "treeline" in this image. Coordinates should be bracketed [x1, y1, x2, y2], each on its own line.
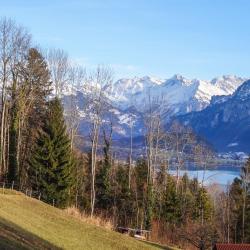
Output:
[215, 160, 250, 244]
[0, 17, 249, 249]
[87, 157, 215, 249]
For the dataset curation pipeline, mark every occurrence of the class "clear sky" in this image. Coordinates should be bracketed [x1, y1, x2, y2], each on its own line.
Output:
[0, 0, 250, 80]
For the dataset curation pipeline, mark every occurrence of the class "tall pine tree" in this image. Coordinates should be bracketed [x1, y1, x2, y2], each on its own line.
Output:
[29, 98, 74, 208]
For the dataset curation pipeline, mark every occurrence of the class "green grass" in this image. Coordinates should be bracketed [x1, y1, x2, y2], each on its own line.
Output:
[0, 190, 175, 250]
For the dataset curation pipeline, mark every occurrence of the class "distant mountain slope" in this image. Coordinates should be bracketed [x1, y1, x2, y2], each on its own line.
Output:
[177, 80, 250, 152]
[0, 190, 168, 250]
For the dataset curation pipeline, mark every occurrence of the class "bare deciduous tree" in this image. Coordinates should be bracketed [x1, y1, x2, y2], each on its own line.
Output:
[65, 64, 86, 152]
[47, 48, 69, 97]
[0, 17, 31, 180]
[143, 92, 168, 186]
[87, 65, 113, 217]
[168, 121, 196, 191]
[194, 142, 214, 187]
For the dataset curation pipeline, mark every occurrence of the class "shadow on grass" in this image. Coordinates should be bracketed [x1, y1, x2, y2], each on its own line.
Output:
[0, 217, 61, 250]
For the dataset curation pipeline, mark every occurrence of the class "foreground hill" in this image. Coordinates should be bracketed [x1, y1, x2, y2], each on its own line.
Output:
[0, 190, 174, 250]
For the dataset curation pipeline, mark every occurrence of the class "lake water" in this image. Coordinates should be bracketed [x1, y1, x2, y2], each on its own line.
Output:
[169, 165, 242, 186]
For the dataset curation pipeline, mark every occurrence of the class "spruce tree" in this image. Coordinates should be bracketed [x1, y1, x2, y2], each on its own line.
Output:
[29, 98, 74, 208]
[115, 164, 134, 227]
[240, 158, 250, 242]
[96, 132, 112, 210]
[135, 159, 154, 229]
[230, 177, 244, 242]
[162, 174, 181, 224]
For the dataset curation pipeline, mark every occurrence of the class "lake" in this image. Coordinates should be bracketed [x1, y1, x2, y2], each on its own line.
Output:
[169, 165, 242, 186]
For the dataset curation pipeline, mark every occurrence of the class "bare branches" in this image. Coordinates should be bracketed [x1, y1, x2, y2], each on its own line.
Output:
[87, 65, 113, 217]
[194, 142, 214, 187]
[47, 48, 69, 97]
[0, 17, 31, 179]
[143, 90, 171, 185]
[168, 121, 196, 191]
[65, 63, 86, 151]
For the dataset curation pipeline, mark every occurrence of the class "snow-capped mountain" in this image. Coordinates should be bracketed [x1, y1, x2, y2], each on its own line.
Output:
[106, 74, 245, 115]
[177, 80, 250, 152]
[106, 76, 163, 109]
[62, 74, 248, 153]
[62, 74, 245, 116]
[210, 75, 244, 94]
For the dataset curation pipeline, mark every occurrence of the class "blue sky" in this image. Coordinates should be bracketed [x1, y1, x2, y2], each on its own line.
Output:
[0, 0, 250, 80]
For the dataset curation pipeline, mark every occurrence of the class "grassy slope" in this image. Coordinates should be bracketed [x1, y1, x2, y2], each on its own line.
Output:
[0, 190, 175, 250]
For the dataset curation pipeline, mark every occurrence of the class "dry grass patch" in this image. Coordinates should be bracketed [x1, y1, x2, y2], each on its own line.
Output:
[64, 206, 113, 230]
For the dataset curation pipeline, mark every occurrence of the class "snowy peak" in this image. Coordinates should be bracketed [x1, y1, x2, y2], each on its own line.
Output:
[106, 76, 164, 107]
[164, 74, 193, 87]
[113, 75, 163, 93]
[107, 74, 247, 114]
[211, 75, 245, 95]
[194, 79, 224, 102]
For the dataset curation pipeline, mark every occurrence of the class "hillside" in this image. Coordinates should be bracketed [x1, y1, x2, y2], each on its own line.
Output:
[0, 190, 174, 250]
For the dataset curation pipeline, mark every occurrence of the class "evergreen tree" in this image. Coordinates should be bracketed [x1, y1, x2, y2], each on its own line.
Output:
[227, 159, 250, 243]
[115, 164, 134, 227]
[229, 177, 244, 242]
[194, 187, 212, 223]
[8, 48, 51, 184]
[73, 151, 89, 209]
[162, 174, 181, 225]
[145, 181, 154, 230]
[8, 95, 18, 182]
[29, 98, 74, 208]
[96, 159, 112, 210]
[96, 130, 112, 210]
[135, 159, 150, 228]
[240, 158, 250, 242]
[180, 174, 195, 223]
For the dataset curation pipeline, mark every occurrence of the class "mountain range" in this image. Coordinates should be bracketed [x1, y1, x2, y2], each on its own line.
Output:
[62, 74, 249, 153]
[106, 74, 245, 114]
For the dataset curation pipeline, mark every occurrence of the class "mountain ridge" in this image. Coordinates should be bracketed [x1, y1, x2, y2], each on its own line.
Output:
[63, 74, 246, 114]
[106, 74, 246, 114]
[177, 79, 250, 152]
[62, 74, 249, 153]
